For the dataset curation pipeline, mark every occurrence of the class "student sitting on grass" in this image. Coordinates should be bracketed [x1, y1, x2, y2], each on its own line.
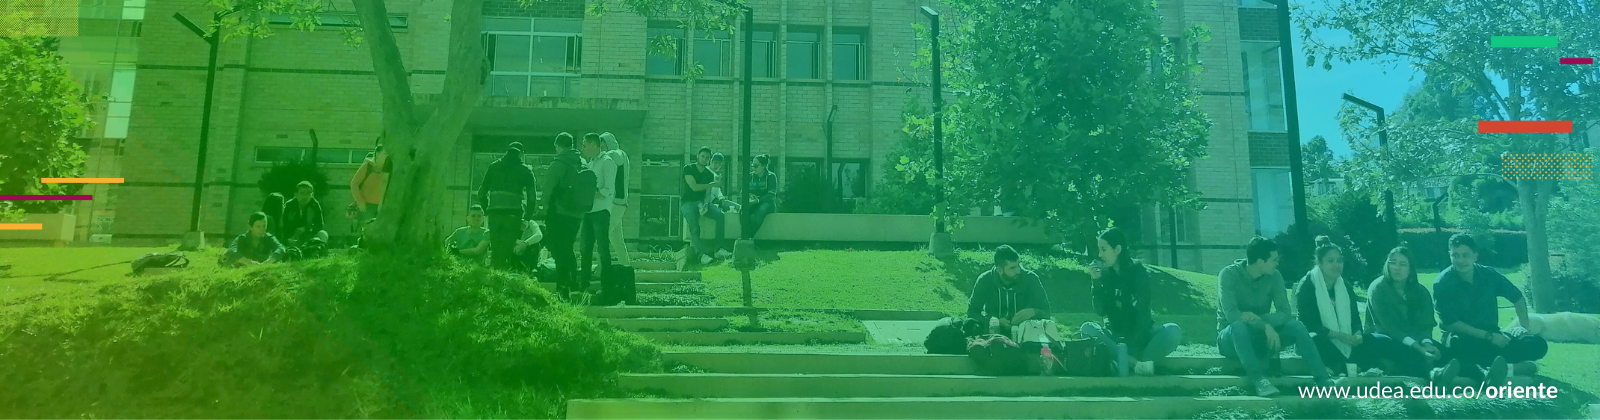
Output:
[279, 181, 329, 247]
[1217, 236, 1338, 397]
[515, 219, 546, 277]
[1366, 245, 1461, 382]
[222, 212, 286, 267]
[1080, 227, 1183, 376]
[966, 245, 1051, 337]
[1434, 233, 1547, 383]
[1294, 236, 1413, 379]
[447, 205, 491, 264]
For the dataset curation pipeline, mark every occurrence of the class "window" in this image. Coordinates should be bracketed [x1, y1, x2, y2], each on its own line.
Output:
[484, 17, 582, 97]
[787, 27, 820, 79]
[639, 156, 685, 238]
[254, 147, 368, 165]
[830, 160, 867, 198]
[267, 12, 409, 28]
[695, 30, 733, 77]
[646, 22, 685, 76]
[1161, 205, 1194, 243]
[1238, 0, 1275, 7]
[122, 0, 145, 20]
[103, 64, 135, 139]
[832, 28, 866, 80]
[1251, 167, 1294, 238]
[752, 28, 777, 78]
[1241, 41, 1287, 131]
[786, 159, 820, 182]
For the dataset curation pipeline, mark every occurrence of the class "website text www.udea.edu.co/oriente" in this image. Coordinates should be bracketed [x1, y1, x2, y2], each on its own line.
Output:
[1298, 381, 1559, 399]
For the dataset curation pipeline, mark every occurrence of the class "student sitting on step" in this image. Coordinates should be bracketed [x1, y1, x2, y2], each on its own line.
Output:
[966, 245, 1051, 337]
[1080, 227, 1183, 376]
[1216, 237, 1338, 397]
[1366, 245, 1461, 382]
[1294, 236, 1414, 380]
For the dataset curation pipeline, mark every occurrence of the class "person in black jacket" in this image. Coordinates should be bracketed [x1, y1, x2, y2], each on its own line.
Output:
[279, 181, 328, 246]
[1295, 236, 1410, 377]
[966, 245, 1051, 337]
[477, 142, 539, 271]
[544, 133, 588, 298]
[1081, 227, 1183, 376]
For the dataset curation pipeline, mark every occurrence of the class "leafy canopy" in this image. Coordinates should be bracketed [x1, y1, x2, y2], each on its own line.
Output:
[0, 34, 90, 221]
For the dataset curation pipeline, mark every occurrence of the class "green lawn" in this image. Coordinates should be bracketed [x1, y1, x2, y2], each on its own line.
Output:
[0, 247, 207, 318]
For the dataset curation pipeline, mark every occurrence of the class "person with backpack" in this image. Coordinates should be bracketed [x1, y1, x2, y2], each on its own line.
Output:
[678, 147, 727, 266]
[477, 142, 540, 270]
[543, 132, 590, 299]
[222, 212, 286, 267]
[1081, 227, 1184, 377]
[348, 144, 390, 226]
[578, 133, 617, 298]
[601, 132, 632, 269]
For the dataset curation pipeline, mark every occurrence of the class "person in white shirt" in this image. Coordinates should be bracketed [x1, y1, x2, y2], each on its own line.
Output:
[600, 132, 632, 269]
[515, 219, 545, 278]
[578, 133, 617, 299]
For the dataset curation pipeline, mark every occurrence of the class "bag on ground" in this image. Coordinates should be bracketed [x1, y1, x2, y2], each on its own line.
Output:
[967, 333, 1029, 376]
[607, 264, 637, 305]
[132, 251, 189, 275]
[925, 317, 982, 355]
[1057, 332, 1113, 377]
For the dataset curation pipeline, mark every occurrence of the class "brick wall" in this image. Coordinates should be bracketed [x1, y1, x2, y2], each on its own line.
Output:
[1248, 131, 1290, 167]
[483, 0, 584, 19]
[1237, 7, 1278, 42]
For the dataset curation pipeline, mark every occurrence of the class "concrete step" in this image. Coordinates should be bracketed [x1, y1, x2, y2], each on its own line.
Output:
[619, 373, 1399, 398]
[567, 396, 1292, 419]
[662, 352, 1311, 376]
[638, 332, 868, 346]
[634, 261, 676, 271]
[605, 317, 731, 332]
[542, 283, 701, 294]
[588, 306, 743, 319]
[637, 270, 702, 282]
[849, 309, 948, 321]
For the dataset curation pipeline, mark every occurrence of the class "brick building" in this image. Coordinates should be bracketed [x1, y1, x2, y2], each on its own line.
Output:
[106, 0, 1299, 273]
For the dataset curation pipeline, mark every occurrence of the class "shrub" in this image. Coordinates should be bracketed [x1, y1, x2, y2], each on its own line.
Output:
[1398, 229, 1527, 271]
[782, 168, 850, 214]
[0, 249, 659, 418]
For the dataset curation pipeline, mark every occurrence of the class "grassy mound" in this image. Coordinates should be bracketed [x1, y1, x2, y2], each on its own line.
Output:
[0, 249, 658, 418]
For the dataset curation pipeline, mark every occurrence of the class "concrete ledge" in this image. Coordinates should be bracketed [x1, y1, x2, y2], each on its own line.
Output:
[850, 309, 948, 321]
[605, 318, 731, 332]
[588, 306, 744, 319]
[637, 332, 868, 346]
[619, 373, 1373, 398]
[685, 214, 1058, 245]
[542, 283, 698, 294]
[662, 352, 1312, 376]
[637, 270, 702, 282]
[567, 396, 1287, 419]
[635, 261, 675, 270]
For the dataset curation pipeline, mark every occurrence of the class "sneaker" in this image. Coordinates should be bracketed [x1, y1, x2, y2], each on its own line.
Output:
[1360, 368, 1386, 378]
[715, 249, 733, 259]
[1486, 356, 1509, 384]
[1134, 360, 1155, 376]
[700, 254, 713, 265]
[1255, 379, 1282, 397]
[1432, 359, 1461, 385]
[1511, 361, 1538, 377]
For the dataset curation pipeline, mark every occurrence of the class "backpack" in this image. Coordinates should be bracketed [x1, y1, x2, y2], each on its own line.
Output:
[1057, 332, 1114, 377]
[966, 333, 1029, 376]
[132, 251, 189, 275]
[605, 264, 637, 306]
[559, 159, 597, 213]
[925, 317, 983, 355]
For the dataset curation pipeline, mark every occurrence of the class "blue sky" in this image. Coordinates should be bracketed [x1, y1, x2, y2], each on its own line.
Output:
[1286, 1, 1424, 159]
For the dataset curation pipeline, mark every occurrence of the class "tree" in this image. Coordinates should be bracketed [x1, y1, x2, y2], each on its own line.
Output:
[0, 33, 90, 222]
[863, 96, 938, 215]
[1303, 0, 1600, 312]
[1302, 135, 1338, 182]
[202, 0, 741, 250]
[904, 0, 1212, 245]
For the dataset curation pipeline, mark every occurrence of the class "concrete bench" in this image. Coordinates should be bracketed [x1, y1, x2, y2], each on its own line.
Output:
[682, 213, 1059, 244]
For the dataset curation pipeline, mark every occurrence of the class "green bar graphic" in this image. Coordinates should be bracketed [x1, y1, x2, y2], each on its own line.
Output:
[1492, 36, 1558, 48]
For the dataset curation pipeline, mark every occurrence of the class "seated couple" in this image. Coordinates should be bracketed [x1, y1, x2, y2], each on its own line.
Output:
[965, 228, 1183, 377]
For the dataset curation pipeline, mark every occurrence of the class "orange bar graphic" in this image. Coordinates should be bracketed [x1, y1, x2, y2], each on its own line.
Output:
[41, 178, 124, 183]
[0, 224, 45, 230]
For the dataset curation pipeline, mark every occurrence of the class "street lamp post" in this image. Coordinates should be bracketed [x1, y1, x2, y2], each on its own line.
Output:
[1341, 93, 1399, 238]
[922, 6, 954, 258]
[174, 11, 226, 251]
[708, 0, 760, 328]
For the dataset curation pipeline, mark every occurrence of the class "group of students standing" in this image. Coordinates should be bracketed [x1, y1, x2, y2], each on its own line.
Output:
[965, 229, 1549, 395]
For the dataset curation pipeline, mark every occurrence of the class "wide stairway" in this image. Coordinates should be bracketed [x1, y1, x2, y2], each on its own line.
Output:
[563, 261, 1432, 419]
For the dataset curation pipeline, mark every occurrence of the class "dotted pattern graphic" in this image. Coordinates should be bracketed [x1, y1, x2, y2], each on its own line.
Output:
[1501, 154, 1593, 180]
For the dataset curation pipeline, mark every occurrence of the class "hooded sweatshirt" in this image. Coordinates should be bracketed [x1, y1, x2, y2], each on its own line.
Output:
[478, 152, 540, 219]
[543, 149, 588, 219]
[966, 268, 1051, 321]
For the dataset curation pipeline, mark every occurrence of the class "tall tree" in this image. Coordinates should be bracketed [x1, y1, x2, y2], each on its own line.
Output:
[205, 0, 739, 250]
[1304, 0, 1600, 312]
[899, 0, 1212, 243]
[1302, 135, 1337, 181]
[0, 31, 90, 222]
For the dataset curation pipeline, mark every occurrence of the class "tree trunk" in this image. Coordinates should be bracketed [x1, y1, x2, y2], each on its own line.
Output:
[1519, 178, 1556, 313]
[352, 0, 486, 250]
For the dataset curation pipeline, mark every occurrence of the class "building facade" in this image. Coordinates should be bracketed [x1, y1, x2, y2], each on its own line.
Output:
[108, 0, 1298, 273]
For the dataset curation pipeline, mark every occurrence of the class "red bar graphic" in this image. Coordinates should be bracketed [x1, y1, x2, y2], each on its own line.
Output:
[1478, 121, 1574, 133]
[0, 195, 94, 200]
[1561, 58, 1594, 64]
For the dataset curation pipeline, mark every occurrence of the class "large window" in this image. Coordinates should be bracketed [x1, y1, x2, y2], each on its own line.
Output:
[1251, 167, 1294, 238]
[1238, 0, 1275, 7]
[830, 160, 867, 198]
[832, 28, 866, 80]
[1241, 41, 1287, 131]
[254, 147, 371, 165]
[787, 27, 820, 79]
[646, 22, 685, 76]
[751, 28, 777, 78]
[695, 29, 733, 77]
[639, 156, 685, 238]
[484, 17, 582, 97]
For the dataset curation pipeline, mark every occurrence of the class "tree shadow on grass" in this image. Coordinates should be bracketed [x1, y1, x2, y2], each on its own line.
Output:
[1146, 267, 1220, 316]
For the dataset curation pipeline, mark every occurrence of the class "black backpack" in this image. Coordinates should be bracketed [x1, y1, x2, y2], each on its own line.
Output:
[559, 160, 597, 213]
[925, 317, 983, 355]
[132, 251, 189, 275]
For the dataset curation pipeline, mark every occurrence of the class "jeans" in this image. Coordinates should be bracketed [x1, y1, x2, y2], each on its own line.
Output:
[1444, 330, 1548, 379]
[1218, 319, 1331, 383]
[1310, 332, 1413, 375]
[580, 210, 612, 291]
[681, 201, 725, 257]
[1080, 322, 1184, 362]
[608, 204, 631, 267]
[487, 214, 523, 270]
[742, 201, 775, 239]
[546, 214, 583, 294]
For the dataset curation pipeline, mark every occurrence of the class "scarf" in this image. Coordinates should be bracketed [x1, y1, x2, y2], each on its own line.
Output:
[1310, 267, 1354, 357]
